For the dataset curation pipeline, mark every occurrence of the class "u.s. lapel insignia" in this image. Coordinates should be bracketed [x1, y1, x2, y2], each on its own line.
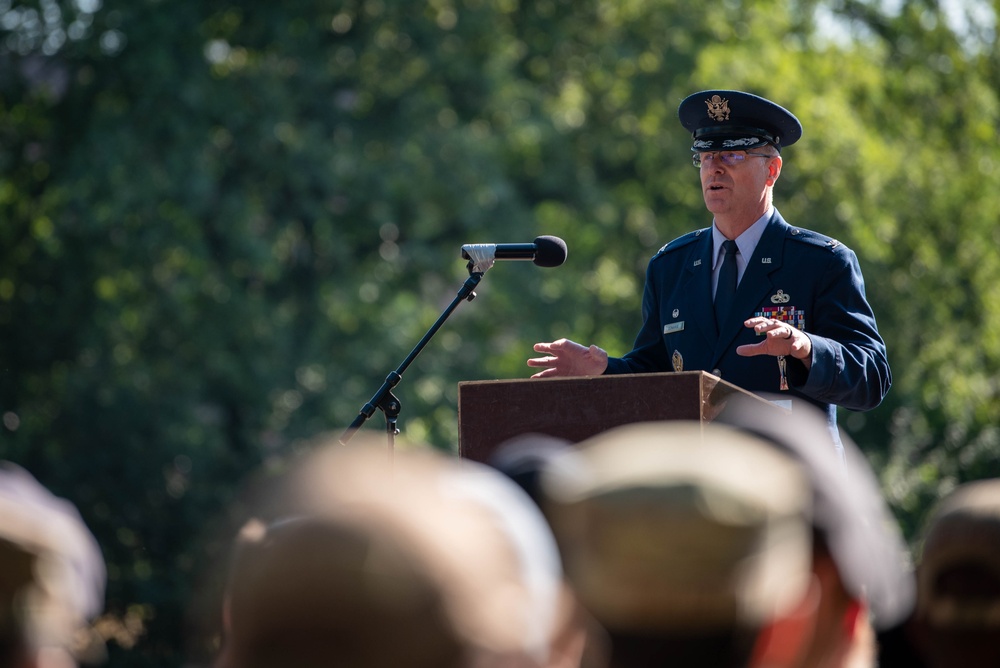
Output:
[672, 350, 683, 372]
[771, 290, 791, 304]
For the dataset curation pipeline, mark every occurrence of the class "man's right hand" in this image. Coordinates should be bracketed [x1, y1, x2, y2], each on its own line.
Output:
[526, 339, 609, 378]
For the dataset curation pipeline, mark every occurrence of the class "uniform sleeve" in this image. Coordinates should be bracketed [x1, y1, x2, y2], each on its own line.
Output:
[790, 247, 891, 411]
[605, 259, 672, 375]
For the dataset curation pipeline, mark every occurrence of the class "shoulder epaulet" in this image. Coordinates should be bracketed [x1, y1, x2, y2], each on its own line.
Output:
[653, 228, 706, 259]
[786, 226, 843, 251]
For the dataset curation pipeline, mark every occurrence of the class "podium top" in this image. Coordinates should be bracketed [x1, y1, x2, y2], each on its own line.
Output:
[457, 371, 770, 463]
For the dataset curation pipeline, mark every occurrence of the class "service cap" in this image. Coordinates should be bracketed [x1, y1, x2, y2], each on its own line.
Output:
[679, 89, 802, 152]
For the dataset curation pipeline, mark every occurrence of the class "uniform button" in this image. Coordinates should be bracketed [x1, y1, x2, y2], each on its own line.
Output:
[712, 368, 722, 377]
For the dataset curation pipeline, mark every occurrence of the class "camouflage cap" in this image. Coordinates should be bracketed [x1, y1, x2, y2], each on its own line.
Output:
[222, 513, 467, 668]
[539, 420, 813, 634]
[916, 478, 1000, 628]
[222, 439, 565, 665]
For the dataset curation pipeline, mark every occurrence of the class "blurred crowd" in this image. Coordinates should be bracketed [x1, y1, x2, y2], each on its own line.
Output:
[4, 396, 1000, 667]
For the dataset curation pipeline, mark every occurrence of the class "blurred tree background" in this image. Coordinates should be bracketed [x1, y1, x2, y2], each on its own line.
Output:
[1, 0, 998, 664]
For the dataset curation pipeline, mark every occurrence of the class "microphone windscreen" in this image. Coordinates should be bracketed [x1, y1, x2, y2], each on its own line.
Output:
[532, 236, 568, 267]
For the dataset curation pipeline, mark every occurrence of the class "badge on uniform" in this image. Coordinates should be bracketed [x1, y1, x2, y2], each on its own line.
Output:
[755, 303, 806, 332]
[756, 295, 806, 392]
[663, 321, 684, 335]
[672, 350, 683, 372]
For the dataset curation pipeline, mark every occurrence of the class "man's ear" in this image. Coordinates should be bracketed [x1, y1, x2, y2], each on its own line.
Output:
[841, 598, 866, 640]
[748, 576, 820, 668]
[545, 586, 594, 668]
[767, 156, 782, 185]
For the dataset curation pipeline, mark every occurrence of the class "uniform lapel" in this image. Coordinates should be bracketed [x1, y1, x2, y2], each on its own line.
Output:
[681, 231, 717, 343]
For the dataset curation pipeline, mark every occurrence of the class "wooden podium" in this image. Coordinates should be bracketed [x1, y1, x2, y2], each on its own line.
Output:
[458, 371, 773, 462]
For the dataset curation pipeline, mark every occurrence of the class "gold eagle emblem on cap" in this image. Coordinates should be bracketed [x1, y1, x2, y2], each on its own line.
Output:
[705, 95, 730, 122]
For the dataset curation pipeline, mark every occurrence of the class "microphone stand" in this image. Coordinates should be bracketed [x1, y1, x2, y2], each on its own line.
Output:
[339, 264, 484, 454]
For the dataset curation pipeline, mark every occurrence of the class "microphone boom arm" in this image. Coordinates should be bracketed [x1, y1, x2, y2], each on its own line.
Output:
[340, 235, 564, 450]
[339, 268, 484, 449]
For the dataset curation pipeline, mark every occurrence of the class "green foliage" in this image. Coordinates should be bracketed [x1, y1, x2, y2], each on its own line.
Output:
[2, 0, 999, 665]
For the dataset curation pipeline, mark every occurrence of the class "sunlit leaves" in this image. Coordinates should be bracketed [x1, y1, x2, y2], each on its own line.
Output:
[3, 0, 1000, 663]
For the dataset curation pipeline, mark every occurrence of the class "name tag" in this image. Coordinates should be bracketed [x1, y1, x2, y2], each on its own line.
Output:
[663, 321, 685, 334]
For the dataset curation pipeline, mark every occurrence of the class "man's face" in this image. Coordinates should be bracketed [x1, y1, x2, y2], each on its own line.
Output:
[697, 150, 780, 221]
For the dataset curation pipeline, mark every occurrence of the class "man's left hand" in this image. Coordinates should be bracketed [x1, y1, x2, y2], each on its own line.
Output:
[736, 317, 812, 368]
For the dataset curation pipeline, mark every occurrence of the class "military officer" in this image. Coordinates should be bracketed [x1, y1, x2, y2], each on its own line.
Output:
[527, 90, 891, 453]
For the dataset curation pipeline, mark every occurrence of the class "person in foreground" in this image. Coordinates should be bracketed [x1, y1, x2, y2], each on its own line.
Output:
[537, 420, 821, 668]
[716, 396, 915, 668]
[904, 477, 1000, 668]
[212, 437, 585, 668]
[0, 462, 107, 668]
[528, 89, 890, 454]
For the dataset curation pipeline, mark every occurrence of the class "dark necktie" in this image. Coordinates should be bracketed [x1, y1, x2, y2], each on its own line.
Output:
[714, 239, 738, 326]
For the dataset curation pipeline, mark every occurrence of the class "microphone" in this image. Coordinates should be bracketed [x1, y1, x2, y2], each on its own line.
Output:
[461, 235, 568, 270]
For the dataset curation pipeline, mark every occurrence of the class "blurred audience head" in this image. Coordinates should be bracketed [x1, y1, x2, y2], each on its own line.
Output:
[538, 420, 819, 668]
[716, 396, 916, 668]
[0, 462, 106, 668]
[215, 437, 577, 668]
[486, 433, 576, 512]
[487, 433, 608, 668]
[909, 477, 1000, 668]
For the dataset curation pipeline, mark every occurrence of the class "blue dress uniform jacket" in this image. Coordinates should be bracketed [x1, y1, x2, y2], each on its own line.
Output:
[605, 209, 891, 436]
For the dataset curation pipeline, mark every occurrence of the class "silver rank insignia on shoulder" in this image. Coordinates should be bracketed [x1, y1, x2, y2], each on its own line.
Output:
[672, 350, 683, 372]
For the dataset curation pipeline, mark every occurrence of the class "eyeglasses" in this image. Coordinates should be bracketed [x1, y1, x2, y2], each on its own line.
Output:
[692, 151, 775, 168]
